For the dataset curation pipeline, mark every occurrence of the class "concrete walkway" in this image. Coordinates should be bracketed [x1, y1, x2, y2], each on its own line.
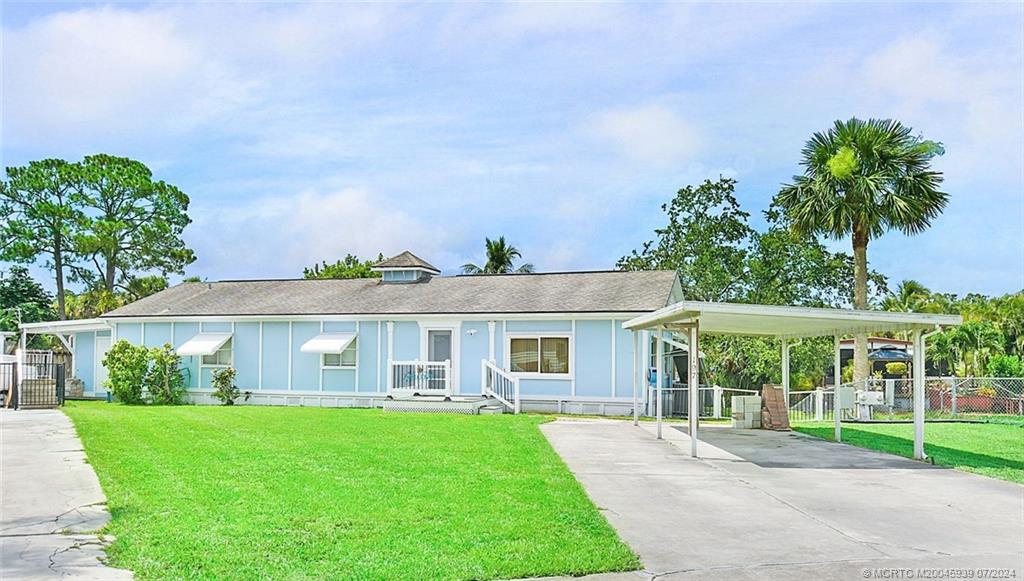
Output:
[0, 409, 132, 580]
[541, 419, 1024, 581]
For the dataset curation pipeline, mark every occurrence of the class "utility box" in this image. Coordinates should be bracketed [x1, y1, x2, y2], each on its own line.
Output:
[731, 395, 762, 429]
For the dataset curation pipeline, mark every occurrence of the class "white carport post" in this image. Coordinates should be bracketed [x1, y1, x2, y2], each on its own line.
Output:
[912, 330, 926, 460]
[687, 322, 700, 458]
[655, 328, 665, 439]
[781, 338, 790, 402]
[834, 335, 842, 442]
[632, 331, 640, 426]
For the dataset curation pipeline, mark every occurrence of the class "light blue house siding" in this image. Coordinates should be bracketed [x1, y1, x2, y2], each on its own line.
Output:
[74, 315, 647, 404]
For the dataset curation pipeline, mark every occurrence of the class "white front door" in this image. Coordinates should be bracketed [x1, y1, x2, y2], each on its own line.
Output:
[420, 323, 460, 394]
[94, 336, 111, 393]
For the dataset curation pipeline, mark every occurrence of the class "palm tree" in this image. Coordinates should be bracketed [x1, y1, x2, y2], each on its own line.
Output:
[776, 118, 947, 380]
[882, 279, 948, 314]
[461, 236, 535, 274]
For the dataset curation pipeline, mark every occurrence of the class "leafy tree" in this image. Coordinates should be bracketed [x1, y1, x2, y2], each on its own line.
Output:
[144, 344, 187, 405]
[776, 118, 947, 381]
[987, 354, 1023, 378]
[304, 254, 383, 279]
[0, 265, 55, 331]
[618, 178, 752, 301]
[210, 367, 250, 405]
[881, 280, 949, 313]
[0, 159, 85, 318]
[64, 275, 169, 319]
[949, 320, 1004, 376]
[746, 208, 888, 307]
[74, 155, 195, 293]
[462, 237, 534, 274]
[102, 340, 149, 404]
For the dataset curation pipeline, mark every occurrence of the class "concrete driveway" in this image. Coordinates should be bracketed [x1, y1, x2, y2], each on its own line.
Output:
[0, 409, 132, 580]
[541, 419, 1024, 581]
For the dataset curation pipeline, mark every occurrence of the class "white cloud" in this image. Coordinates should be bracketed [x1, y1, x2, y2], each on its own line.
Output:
[590, 105, 703, 166]
[189, 188, 452, 279]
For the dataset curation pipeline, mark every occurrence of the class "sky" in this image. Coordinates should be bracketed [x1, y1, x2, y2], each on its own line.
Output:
[2, 1, 1022, 297]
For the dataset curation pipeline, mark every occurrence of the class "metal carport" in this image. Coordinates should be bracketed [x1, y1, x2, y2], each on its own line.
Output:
[624, 301, 961, 459]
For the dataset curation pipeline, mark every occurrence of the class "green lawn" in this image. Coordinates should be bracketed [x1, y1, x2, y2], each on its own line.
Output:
[63, 402, 639, 580]
[793, 420, 1024, 484]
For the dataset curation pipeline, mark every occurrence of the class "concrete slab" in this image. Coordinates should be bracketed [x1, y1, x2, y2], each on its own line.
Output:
[541, 418, 1024, 581]
[0, 409, 132, 580]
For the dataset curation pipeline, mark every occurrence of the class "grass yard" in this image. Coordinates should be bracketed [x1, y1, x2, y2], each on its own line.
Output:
[63, 402, 639, 580]
[793, 420, 1024, 484]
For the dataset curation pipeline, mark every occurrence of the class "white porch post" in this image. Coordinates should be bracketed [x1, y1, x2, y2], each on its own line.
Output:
[487, 321, 496, 362]
[781, 338, 790, 401]
[912, 330, 926, 460]
[385, 321, 394, 392]
[688, 322, 700, 458]
[834, 335, 842, 442]
[632, 331, 640, 426]
[655, 328, 665, 439]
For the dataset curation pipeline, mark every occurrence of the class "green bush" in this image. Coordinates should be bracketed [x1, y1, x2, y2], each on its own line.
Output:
[885, 362, 908, 377]
[102, 340, 149, 404]
[987, 354, 1024, 378]
[144, 344, 187, 405]
[209, 367, 248, 405]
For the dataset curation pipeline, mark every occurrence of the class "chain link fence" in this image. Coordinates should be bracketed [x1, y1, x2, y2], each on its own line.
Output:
[787, 377, 1024, 422]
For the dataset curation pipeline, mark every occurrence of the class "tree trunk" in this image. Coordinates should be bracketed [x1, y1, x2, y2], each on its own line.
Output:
[54, 237, 67, 320]
[852, 224, 870, 381]
[104, 255, 116, 293]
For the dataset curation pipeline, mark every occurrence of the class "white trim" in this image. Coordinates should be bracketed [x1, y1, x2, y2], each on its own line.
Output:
[487, 320, 496, 362]
[141, 322, 146, 345]
[319, 321, 324, 391]
[610, 319, 616, 397]
[258, 322, 264, 389]
[376, 321, 382, 392]
[571, 320, 576, 395]
[385, 321, 394, 392]
[505, 331, 575, 381]
[287, 321, 293, 391]
[99, 312, 651, 324]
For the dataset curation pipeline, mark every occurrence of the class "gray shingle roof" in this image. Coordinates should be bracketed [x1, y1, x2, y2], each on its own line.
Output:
[101, 270, 678, 318]
[373, 251, 439, 273]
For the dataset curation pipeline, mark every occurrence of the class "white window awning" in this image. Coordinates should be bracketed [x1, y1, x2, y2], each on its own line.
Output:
[176, 332, 233, 356]
[300, 333, 356, 354]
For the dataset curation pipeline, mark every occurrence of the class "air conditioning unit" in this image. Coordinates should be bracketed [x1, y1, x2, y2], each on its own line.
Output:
[855, 390, 885, 406]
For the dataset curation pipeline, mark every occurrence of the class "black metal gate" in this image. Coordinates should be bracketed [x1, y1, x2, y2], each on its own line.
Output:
[0, 355, 66, 409]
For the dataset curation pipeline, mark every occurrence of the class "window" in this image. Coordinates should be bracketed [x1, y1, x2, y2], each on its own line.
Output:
[509, 336, 570, 375]
[322, 340, 358, 368]
[201, 338, 233, 366]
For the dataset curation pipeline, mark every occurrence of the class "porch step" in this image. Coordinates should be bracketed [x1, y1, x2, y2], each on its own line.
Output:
[383, 396, 503, 415]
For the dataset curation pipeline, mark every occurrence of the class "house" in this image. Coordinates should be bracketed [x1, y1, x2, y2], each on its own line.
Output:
[21, 252, 681, 414]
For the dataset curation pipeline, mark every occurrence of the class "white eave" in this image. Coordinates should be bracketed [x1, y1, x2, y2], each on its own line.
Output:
[623, 301, 962, 339]
[19, 318, 111, 334]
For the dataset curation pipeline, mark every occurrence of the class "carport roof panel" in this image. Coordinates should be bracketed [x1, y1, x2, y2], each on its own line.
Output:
[623, 301, 961, 338]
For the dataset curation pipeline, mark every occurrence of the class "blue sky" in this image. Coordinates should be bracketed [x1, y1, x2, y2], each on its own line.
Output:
[2, 2, 1022, 296]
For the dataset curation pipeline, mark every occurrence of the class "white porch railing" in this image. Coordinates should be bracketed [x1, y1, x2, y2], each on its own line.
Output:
[481, 359, 520, 413]
[389, 360, 451, 396]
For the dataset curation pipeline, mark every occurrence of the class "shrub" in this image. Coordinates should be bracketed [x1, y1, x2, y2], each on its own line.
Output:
[987, 354, 1024, 378]
[976, 386, 997, 398]
[884, 362, 908, 377]
[209, 367, 248, 405]
[102, 340, 149, 404]
[145, 344, 187, 405]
